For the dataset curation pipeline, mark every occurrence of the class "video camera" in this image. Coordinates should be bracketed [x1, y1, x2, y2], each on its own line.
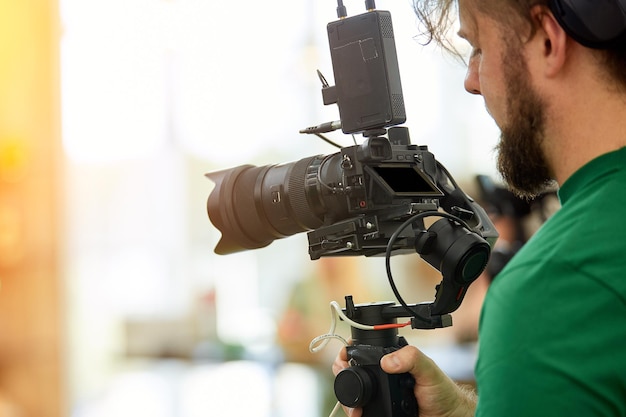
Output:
[205, 2, 498, 416]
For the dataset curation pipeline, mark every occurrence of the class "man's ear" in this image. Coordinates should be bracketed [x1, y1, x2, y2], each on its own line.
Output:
[530, 4, 569, 78]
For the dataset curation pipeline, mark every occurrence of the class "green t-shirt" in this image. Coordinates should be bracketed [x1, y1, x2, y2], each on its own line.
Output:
[475, 147, 626, 416]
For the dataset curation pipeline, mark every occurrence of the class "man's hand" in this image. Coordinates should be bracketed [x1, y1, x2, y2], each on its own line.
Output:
[332, 345, 477, 417]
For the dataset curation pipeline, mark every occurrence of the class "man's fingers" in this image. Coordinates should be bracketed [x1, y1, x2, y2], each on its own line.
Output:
[380, 345, 439, 384]
[332, 346, 350, 376]
[381, 345, 420, 372]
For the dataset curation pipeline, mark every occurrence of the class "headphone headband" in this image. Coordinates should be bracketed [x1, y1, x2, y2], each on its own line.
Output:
[548, 0, 626, 48]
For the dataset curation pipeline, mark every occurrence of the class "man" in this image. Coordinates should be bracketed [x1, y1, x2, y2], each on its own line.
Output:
[333, 0, 626, 415]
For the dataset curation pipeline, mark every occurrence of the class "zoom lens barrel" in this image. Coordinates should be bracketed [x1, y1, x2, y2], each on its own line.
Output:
[206, 154, 348, 255]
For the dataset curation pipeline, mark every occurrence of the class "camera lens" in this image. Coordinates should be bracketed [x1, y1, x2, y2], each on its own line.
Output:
[206, 154, 348, 255]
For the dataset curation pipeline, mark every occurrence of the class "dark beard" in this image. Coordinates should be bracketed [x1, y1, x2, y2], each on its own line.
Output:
[496, 49, 555, 199]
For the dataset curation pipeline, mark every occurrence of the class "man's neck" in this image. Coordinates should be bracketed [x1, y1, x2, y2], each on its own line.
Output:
[542, 69, 626, 185]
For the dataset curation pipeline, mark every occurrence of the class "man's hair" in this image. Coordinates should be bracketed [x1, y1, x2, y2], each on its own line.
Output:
[412, 0, 626, 89]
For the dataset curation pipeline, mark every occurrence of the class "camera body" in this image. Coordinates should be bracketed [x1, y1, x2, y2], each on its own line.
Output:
[306, 129, 444, 259]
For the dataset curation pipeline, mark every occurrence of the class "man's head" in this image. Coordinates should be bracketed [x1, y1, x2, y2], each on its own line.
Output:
[413, 0, 626, 85]
[413, 0, 626, 197]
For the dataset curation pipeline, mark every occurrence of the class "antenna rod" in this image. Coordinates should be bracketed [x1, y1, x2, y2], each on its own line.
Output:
[336, 0, 347, 18]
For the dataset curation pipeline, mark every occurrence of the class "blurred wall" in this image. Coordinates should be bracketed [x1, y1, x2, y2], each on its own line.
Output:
[0, 1, 66, 416]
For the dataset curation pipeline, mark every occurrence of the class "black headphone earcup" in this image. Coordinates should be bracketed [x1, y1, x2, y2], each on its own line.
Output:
[548, 0, 626, 48]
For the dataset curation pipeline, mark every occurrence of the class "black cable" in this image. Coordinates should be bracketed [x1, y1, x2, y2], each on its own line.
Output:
[436, 160, 462, 191]
[317, 154, 342, 193]
[384, 211, 472, 319]
[317, 69, 329, 88]
[314, 133, 342, 149]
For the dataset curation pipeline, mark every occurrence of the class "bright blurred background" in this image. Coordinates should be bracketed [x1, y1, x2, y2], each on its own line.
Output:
[0, 0, 504, 416]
